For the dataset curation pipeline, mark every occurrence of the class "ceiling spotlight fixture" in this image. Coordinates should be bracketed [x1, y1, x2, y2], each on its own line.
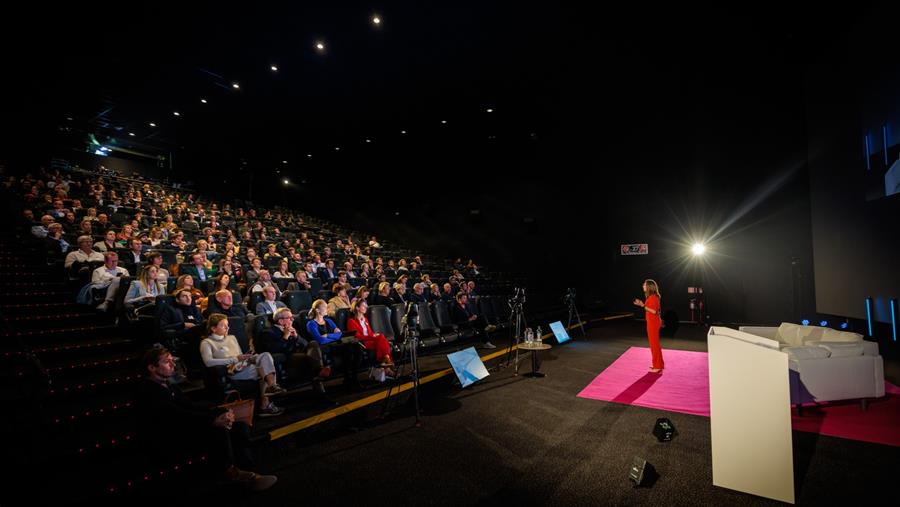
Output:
[372, 16, 381, 25]
[129, 132, 135, 137]
[441, 120, 447, 124]
[486, 108, 493, 113]
[307, 154, 312, 158]
[282, 160, 288, 164]
[365, 139, 371, 143]
[334, 147, 340, 151]
[149, 122, 156, 127]
[692, 243, 706, 256]
[315, 41, 325, 51]
[200, 98, 207, 104]
[271, 65, 278, 72]
[400, 130, 407, 134]
[283, 179, 290, 185]
[173, 111, 180, 117]
[232, 83, 240, 89]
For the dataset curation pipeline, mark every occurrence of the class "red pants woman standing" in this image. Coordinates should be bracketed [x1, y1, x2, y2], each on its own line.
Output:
[634, 279, 665, 373]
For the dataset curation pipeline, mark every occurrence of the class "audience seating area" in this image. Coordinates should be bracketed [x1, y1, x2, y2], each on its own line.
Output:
[1, 163, 531, 501]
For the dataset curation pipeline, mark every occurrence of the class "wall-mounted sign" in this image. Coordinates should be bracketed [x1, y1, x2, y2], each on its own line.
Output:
[621, 243, 649, 255]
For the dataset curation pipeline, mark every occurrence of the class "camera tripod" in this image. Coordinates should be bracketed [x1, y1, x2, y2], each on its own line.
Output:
[566, 289, 586, 337]
[380, 302, 422, 427]
[502, 288, 528, 374]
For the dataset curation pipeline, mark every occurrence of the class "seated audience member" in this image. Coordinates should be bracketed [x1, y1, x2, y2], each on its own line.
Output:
[200, 314, 285, 417]
[44, 222, 70, 257]
[65, 235, 104, 270]
[249, 269, 280, 298]
[391, 282, 408, 305]
[429, 283, 442, 303]
[173, 274, 204, 302]
[145, 252, 170, 292]
[134, 346, 278, 491]
[257, 308, 331, 391]
[467, 280, 479, 298]
[92, 252, 130, 312]
[287, 270, 312, 291]
[31, 214, 53, 239]
[219, 254, 241, 284]
[409, 283, 427, 303]
[255, 285, 287, 316]
[441, 283, 456, 303]
[244, 257, 263, 286]
[372, 281, 394, 307]
[183, 252, 214, 285]
[272, 259, 292, 279]
[306, 299, 362, 389]
[263, 243, 281, 260]
[125, 265, 163, 316]
[450, 292, 497, 349]
[318, 259, 338, 281]
[122, 237, 146, 272]
[346, 300, 394, 379]
[351, 286, 369, 307]
[303, 261, 318, 280]
[159, 288, 206, 353]
[210, 289, 248, 319]
[343, 261, 358, 279]
[327, 283, 351, 317]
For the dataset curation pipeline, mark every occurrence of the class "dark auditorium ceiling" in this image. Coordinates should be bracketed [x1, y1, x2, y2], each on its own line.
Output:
[3, 2, 876, 186]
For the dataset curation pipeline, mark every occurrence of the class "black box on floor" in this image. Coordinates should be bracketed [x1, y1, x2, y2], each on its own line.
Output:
[653, 417, 676, 441]
[628, 456, 658, 487]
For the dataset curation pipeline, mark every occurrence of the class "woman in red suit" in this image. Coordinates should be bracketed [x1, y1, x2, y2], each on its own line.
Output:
[346, 299, 395, 377]
[633, 279, 664, 373]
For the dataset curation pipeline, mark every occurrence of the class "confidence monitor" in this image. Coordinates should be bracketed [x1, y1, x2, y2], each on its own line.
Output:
[549, 321, 571, 344]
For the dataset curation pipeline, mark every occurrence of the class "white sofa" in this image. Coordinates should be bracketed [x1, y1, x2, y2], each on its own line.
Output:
[738, 322, 885, 410]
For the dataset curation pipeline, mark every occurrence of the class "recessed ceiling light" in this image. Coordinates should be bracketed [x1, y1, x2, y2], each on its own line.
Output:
[129, 132, 135, 136]
[486, 108, 493, 113]
[441, 120, 447, 124]
[200, 98, 207, 104]
[271, 65, 278, 72]
[315, 42, 325, 51]
[173, 111, 180, 117]
[149, 122, 156, 127]
[372, 16, 381, 25]
[232, 83, 240, 89]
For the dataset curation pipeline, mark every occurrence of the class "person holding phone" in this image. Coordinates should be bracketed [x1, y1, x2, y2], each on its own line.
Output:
[633, 279, 664, 373]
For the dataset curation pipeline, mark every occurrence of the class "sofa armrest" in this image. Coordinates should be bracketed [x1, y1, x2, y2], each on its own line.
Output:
[738, 326, 778, 340]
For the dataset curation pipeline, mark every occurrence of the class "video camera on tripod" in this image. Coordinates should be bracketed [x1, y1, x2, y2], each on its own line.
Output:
[563, 287, 577, 304]
[508, 287, 526, 308]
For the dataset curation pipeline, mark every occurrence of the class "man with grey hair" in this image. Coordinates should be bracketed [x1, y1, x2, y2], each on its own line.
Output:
[65, 235, 104, 269]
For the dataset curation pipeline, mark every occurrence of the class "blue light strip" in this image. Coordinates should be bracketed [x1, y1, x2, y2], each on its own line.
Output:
[891, 299, 897, 342]
[884, 125, 889, 166]
[865, 133, 871, 171]
[865, 297, 873, 336]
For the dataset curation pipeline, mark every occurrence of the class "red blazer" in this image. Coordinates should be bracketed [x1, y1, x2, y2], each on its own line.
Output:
[346, 315, 376, 338]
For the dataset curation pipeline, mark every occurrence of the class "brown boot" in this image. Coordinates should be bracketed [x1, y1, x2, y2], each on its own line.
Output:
[224, 465, 278, 491]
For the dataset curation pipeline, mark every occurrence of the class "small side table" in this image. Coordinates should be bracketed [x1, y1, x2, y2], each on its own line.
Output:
[517, 342, 552, 377]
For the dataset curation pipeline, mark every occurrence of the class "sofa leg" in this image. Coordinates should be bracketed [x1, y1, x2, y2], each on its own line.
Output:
[860, 399, 868, 412]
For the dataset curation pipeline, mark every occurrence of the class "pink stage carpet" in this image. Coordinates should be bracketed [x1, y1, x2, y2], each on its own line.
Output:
[577, 346, 900, 447]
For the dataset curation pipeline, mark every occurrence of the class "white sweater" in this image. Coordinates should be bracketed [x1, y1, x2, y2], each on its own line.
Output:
[199, 334, 243, 367]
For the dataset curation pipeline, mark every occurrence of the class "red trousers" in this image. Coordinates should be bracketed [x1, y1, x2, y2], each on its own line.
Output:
[646, 319, 664, 369]
[360, 333, 392, 363]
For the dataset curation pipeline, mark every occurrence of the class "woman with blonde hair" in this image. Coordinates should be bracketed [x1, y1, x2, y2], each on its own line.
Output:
[307, 299, 362, 389]
[633, 279, 664, 373]
[125, 265, 163, 315]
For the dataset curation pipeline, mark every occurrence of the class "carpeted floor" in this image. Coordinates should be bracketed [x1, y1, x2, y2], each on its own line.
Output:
[197, 321, 900, 506]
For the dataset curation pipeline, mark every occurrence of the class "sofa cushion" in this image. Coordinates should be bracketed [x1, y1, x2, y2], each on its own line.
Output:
[783, 346, 831, 361]
[776, 323, 805, 347]
[820, 328, 863, 343]
[817, 341, 864, 358]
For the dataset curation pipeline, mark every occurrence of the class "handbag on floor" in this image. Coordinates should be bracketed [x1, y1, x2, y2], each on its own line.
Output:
[218, 390, 255, 426]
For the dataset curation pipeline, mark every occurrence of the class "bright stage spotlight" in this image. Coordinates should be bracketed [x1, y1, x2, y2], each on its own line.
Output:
[691, 243, 706, 256]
